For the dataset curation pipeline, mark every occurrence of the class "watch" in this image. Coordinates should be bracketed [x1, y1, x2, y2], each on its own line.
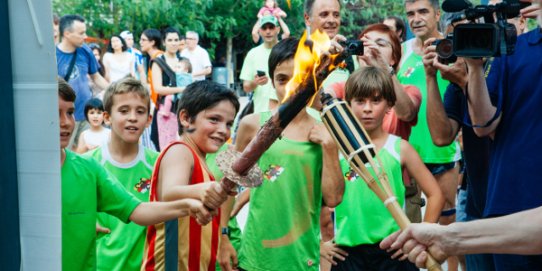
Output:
[221, 227, 230, 237]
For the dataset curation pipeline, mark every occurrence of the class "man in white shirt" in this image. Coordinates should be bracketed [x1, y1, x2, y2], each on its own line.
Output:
[181, 31, 212, 81]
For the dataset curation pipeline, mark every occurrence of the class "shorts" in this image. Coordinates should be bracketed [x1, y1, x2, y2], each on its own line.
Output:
[425, 162, 456, 176]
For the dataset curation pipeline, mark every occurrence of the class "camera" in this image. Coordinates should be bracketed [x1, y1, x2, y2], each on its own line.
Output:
[432, 34, 457, 64]
[442, 0, 526, 57]
[340, 39, 364, 56]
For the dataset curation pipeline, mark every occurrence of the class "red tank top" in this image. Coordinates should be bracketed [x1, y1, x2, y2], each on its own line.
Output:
[142, 141, 220, 271]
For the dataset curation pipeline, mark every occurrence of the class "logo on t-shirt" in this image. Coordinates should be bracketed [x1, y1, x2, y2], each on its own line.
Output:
[134, 178, 151, 193]
[402, 67, 414, 78]
[264, 164, 284, 182]
[344, 169, 359, 182]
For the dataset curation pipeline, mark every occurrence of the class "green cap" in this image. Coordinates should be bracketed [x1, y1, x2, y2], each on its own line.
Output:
[259, 15, 278, 28]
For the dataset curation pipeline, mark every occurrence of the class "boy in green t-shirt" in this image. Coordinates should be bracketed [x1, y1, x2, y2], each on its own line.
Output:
[329, 66, 444, 270]
[82, 78, 158, 271]
[57, 78, 212, 271]
[218, 38, 344, 271]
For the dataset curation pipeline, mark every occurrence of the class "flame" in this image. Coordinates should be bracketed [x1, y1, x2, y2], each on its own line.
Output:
[283, 30, 331, 104]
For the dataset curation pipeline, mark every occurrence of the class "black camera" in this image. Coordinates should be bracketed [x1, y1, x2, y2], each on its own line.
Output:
[341, 39, 364, 56]
[432, 35, 457, 64]
[442, 0, 527, 57]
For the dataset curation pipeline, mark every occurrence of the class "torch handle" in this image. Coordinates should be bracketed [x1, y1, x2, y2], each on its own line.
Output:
[385, 200, 443, 271]
[219, 176, 237, 194]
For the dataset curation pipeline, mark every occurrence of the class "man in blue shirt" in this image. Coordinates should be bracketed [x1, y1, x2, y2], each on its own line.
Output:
[56, 14, 109, 150]
[465, 4, 542, 269]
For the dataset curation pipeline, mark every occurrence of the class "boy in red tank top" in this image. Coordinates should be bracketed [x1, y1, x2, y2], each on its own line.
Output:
[143, 81, 240, 271]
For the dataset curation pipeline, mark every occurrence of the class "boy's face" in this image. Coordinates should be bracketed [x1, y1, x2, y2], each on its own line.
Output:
[104, 93, 151, 144]
[349, 96, 391, 132]
[272, 58, 294, 102]
[59, 96, 75, 149]
[87, 108, 104, 128]
[179, 100, 236, 154]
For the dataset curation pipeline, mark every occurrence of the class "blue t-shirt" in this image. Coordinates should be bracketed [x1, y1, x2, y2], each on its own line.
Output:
[57, 44, 99, 121]
[481, 28, 542, 217]
[444, 83, 491, 218]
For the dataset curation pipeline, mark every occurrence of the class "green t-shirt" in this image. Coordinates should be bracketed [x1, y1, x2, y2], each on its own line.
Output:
[83, 145, 158, 271]
[240, 44, 278, 113]
[398, 39, 460, 163]
[239, 111, 323, 271]
[335, 135, 405, 246]
[61, 149, 141, 271]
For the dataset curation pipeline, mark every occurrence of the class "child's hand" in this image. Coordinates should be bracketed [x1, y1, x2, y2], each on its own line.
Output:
[309, 124, 336, 149]
[201, 182, 229, 210]
[96, 223, 111, 234]
[185, 199, 214, 225]
[320, 240, 348, 266]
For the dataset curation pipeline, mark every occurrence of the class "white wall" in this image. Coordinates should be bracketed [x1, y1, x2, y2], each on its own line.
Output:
[9, 0, 61, 269]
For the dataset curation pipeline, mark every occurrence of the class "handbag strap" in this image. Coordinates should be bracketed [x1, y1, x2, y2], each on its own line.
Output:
[64, 49, 78, 81]
[152, 55, 177, 87]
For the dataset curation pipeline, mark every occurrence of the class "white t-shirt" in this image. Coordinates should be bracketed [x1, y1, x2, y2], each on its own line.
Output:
[82, 128, 110, 149]
[103, 52, 134, 82]
[181, 46, 212, 81]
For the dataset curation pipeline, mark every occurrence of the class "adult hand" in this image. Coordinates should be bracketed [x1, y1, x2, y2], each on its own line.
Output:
[358, 36, 390, 70]
[308, 123, 335, 149]
[253, 74, 269, 86]
[380, 223, 449, 268]
[329, 34, 347, 55]
[320, 240, 348, 266]
[201, 182, 228, 210]
[422, 38, 438, 77]
[217, 236, 239, 271]
[520, 0, 540, 18]
[433, 57, 468, 89]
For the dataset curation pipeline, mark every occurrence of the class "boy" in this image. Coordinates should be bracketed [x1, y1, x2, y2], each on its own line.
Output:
[331, 67, 444, 270]
[220, 38, 344, 271]
[57, 78, 211, 271]
[142, 81, 239, 271]
[82, 78, 157, 271]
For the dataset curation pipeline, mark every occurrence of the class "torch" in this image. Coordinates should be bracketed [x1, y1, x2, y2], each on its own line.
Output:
[216, 30, 339, 192]
[320, 93, 443, 271]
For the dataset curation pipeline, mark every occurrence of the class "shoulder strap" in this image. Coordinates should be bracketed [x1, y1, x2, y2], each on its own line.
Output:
[64, 49, 78, 81]
[152, 56, 177, 87]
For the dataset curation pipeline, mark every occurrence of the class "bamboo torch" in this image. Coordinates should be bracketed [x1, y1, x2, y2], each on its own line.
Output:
[320, 93, 443, 271]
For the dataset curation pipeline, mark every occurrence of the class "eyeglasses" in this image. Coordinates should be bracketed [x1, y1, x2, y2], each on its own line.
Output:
[186, 37, 197, 40]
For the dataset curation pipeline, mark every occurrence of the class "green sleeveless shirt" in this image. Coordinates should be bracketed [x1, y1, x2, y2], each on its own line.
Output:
[335, 135, 405, 246]
[398, 39, 460, 163]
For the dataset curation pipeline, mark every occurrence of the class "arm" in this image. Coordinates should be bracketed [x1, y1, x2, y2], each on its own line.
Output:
[309, 124, 344, 207]
[242, 75, 268, 94]
[380, 206, 542, 268]
[192, 66, 212, 78]
[157, 144, 227, 210]
[234, 113, 259, 152]
[465, 58, 501, 137]
[151, 62, 185, 95]
[278, 17, 290, 39]
[252, 21, 260, 44]
[130, 198, 212, 226]
[75, 132, 89, 154]
[90, 71, 110, 90]
[422, 39, 461, 146]
[401, 141, 444, 223]
[102, 53, 111, 82]
[217, 196, 238, 271]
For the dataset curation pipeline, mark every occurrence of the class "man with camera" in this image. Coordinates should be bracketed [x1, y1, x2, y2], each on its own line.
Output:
[399, 3, 461, 266]
[462, 0, 542, 268]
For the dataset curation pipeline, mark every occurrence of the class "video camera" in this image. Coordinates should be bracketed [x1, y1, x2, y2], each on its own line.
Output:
[441, 0, 529, 58]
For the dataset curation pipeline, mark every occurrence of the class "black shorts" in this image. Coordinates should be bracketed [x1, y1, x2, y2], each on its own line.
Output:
[331, 243, 419, 271]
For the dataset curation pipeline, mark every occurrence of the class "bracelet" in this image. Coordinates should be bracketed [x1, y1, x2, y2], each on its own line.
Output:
[221, 227, 230, 237]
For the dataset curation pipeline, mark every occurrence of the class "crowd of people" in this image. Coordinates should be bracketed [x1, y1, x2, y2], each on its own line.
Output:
[54, 0, 542, 270]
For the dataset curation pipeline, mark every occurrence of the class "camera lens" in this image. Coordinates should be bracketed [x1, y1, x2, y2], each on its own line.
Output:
[436, 39, 454, 59]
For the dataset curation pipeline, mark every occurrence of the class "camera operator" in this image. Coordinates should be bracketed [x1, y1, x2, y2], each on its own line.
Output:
[399, 4, 461, 270]
[463, 0, 542, 269]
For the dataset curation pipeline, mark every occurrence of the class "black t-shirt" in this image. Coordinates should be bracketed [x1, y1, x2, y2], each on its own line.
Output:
[443, 83, 491, 218]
